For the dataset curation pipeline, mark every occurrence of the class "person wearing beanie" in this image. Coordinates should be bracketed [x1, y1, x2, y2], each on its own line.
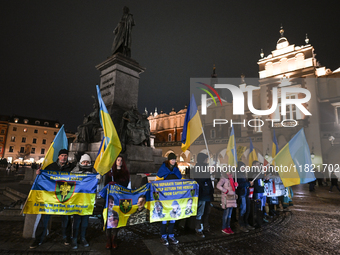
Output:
[194, 153, 214, 238]
[156, 152, 182, 246]
[30, 149, 76, 249]
[70, 154, 95, 249]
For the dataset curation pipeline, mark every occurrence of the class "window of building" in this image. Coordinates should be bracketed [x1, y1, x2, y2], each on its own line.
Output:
[22, 137, 26, 143]
[35, 120, 40, 125]
[9, 146, 14, 152]
[11, 136, 15, 142]
[252, 116, 263, 133]
[275, 93, 301, 121]
[0, 146, 2, 153]
[20, 147, 25, 153]
[0, 137, 3, 142]
[210, 129, 216, 139]
[54, 131, 57, 135]
[23, 128, 27, 132]
[13, 127, 17, 131]
[33, 138, 37, 144]
[44, 130, 47, 134]
[31, 148, 35, 154]
[41, 148, 45, 154]
[34, 129, 38, 134]
[168, 134, 172, 142]
[44, 122, 49, 126]
[0, 129, 4, 134]
[24, 119, 29, 124]
[42, 139, 46, 144]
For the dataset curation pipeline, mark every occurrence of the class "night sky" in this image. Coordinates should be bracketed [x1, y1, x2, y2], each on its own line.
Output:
[1, 1, 339, 132]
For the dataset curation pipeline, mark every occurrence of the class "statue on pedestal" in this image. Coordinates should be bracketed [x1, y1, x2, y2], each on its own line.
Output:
[111, 6, 135, 58]
[74, 96, 101, 143]
[120, 105, 150, 152]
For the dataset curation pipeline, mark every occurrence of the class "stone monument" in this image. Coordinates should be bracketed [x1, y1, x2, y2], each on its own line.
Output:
[69, 6, 164, 188]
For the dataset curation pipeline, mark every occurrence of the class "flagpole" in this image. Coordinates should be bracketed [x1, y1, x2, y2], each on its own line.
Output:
[251, 158, 273, 183]
[201, 126, 211, 165]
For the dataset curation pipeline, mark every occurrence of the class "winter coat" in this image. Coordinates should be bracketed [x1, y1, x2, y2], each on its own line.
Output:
[194, 161, 214, 202]
[331, 173, 339, 186]
[217, 176, 237, 209]
[105, 168, 130, 188]
[45, 160, 76, 172]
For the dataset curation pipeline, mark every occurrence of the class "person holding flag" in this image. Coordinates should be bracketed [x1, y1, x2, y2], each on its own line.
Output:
[30, 125, 75, 249]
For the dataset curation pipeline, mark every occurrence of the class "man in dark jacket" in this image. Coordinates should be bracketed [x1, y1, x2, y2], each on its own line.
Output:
[194, 153, 214, 238]
[30, 149, 75, 249]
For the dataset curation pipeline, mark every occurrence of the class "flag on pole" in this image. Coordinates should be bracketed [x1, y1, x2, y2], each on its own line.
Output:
[273, 128, 316, 187]
[42, 125, 68, 170]
[272, 130, 279, 158]
[94, 85, 122, 175]
[181, 94, 203, 152]
[248, 138, 258, 166]
[226, 125, 237, 167]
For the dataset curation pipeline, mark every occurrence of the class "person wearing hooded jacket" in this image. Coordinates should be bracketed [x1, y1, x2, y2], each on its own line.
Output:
[193, 153, 214, 238]
[70, 154, 96, 249]
[155, 153, 182, 246]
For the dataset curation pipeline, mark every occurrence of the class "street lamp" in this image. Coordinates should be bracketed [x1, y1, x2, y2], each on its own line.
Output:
[310, 144, 315, 159]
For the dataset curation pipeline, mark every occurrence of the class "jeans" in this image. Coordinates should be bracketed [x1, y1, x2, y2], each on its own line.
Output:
[222, 208, 233, 229]
[196, 200, 206, 220]
[35, 215, 70, 243]
[238, 196, 246, 217]
[73, 215, 89, 239]
[161, 220, 175, 238]
[254, 193, 266, 211]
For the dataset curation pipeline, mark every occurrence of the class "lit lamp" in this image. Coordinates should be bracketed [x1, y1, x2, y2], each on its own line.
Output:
[310, 144, 315, 159]
[265, 145, 269, 159]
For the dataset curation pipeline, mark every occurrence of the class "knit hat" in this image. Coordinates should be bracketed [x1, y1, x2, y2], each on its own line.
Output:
[80, 154, 91, 164]
[167, 153, 176, 160]
[58, 149, 68, 156]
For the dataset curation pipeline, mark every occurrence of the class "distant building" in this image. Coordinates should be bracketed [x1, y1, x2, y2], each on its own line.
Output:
[0, 115, 10, 158]
[2, 115, 74, 164]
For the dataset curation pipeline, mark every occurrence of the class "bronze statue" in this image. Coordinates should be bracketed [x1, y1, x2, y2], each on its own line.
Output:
[111, 6, 135, 57]
[120, 105, 150, 151]
[74, 96, 101, 143]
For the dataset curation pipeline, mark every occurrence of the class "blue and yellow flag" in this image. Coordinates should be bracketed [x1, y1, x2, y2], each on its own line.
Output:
[248, 138, 258, 166]
[226, 125, 237, 167]
[42, 125, 68, 170]
[272, 130, 279, 159]
[273, 128, 316, 187]
[23, 171, 98, 215]
[99, 179, 199, 228]
[94, 85, 122, 175]
[181, 94, 203, 152]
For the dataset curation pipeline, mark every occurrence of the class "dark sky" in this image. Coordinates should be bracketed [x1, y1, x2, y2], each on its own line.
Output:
[1, 1, 339, 132]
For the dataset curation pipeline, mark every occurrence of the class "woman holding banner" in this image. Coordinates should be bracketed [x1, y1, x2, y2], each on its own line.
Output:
[70, 154, 95, 249]
[104, 155, 130, 249]
[155, 153, 182, 246]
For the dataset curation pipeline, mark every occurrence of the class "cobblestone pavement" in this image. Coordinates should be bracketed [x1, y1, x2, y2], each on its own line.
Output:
[0, 178, 340, 254]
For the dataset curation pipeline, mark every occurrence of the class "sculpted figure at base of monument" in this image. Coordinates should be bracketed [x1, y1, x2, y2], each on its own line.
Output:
[74, 96, 102, 143]
[120, 105, 150, 152]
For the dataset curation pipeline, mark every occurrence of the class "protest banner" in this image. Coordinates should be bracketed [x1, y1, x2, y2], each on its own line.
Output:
[23, 171, 98, 215]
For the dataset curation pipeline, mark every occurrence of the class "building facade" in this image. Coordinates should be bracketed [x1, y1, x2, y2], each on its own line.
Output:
[2, 115, 74, 164]
[149, 28, 340, 177]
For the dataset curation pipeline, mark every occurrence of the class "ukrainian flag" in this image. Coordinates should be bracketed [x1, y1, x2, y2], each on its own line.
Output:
[181, 94, 203, 152]
[273, 128, 316, 187]
[248, 138, 258, 166]
[272, 130, 279, 159]
[94, 85, 122, 175]
[226, 125, 237, 166]
[42, 125, 68, 170]
[23, 171, 98, 215]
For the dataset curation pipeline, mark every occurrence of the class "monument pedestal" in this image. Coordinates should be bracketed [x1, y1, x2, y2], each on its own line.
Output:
[95, 53, 145, 129]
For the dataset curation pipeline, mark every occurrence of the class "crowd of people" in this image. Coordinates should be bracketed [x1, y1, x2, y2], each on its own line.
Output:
[29, 149, 294, 250]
